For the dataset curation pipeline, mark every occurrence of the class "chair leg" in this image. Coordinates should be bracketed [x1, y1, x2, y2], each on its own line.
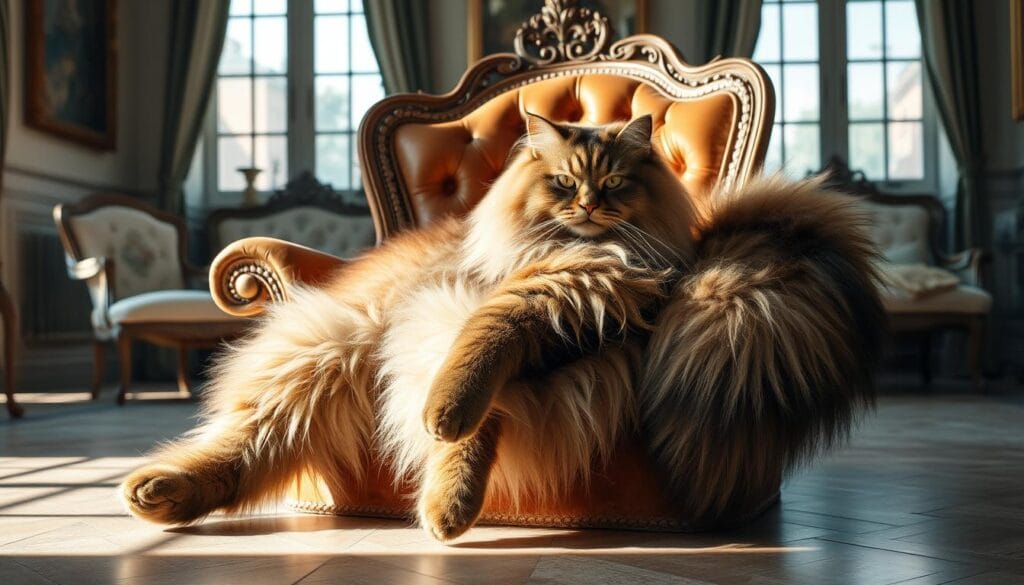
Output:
[0, 282, 22, 419]
[967, 317, 986, 393]
[117, 334, 133, 405]
[919, 333, 932, 389]
[176, 348, 192, 397]
[91, 341, 106, 400]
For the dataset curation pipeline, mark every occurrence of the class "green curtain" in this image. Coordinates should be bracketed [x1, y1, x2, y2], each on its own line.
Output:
[914, 0, 984, 249]
[157, 0, 230, 213]
[364, 0, 432, 94]
[695, 0, 763, 63]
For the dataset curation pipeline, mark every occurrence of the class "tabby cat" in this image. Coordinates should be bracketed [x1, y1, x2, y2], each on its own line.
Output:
[121, 113, 883, 540]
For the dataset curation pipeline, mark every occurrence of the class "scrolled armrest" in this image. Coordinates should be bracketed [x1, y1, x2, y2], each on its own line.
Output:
[937, 247, 987, 288]
[66, 256, 109, 281]
[209, 237, 349, 317]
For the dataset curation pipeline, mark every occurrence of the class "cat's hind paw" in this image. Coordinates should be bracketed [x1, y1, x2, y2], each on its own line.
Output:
[121, 464, 209, 525]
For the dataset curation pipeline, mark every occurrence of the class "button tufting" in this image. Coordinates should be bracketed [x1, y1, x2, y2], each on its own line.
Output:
[441, 177, 457, 195]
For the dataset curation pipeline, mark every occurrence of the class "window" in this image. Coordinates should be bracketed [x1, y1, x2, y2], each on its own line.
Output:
[209, 0, 383, 201]
[754, 0, 933, 188]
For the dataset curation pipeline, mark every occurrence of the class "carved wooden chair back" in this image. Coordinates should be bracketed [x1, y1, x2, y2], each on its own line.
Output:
[358, 0, 775, 243]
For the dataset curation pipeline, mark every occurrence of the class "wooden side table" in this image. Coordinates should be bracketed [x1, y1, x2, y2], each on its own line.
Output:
[0, 278, 22, 418]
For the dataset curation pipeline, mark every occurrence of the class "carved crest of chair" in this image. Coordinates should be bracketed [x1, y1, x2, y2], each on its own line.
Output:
[208, 0, 775, 529]
[54, 194, 250, 404]
[822, 156, 991, 388]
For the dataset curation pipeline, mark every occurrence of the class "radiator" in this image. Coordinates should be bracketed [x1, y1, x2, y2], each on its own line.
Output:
[18, 231, 93, 345]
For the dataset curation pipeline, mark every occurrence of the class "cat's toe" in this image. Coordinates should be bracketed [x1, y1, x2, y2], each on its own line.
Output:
[419, 497, 477, 542]
[121, 465, 202, 525]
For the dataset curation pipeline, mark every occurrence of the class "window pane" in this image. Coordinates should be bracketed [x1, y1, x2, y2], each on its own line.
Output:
[253, 0, 286, 15]
[849, 123, 885, 179]
[254, 77, 287, 133]
[316, 0, 348, 12]
[253, 17, 287, 74]
[218, 78, 252, 133]
[754, 3, 780, 63]
[763, 131, 783, 174]
[351, 74, 385, 128]
[230, 0, 252, 16]
[782, 3, 818, 61]
[885, 1, 920, 58]
[316, 76, 350, 131]
[254, 135, 288, 190]
[887, 61, 922, 119]
[848, 62, 884, 120]
[219, 136, 252, 190]
[847, 1, 883, 60]
[783, 64, 819, 122]
[220, 18, 252, 75]
[350, 13, 378, 73]
[317, 134, 352, 190]
[888, 121, 923, 179]
[316, 15, 350, 73]
[783, 124, 820, 178]
[350, 0, 363, 12]
[762, 64, 783, 122]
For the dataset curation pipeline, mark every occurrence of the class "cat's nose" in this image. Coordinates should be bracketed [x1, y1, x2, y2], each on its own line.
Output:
[580, 203, 598, 215]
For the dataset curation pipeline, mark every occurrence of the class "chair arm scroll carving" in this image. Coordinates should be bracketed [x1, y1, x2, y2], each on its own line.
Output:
[938, 247, 988, 288]
[210, 237, 349, 318]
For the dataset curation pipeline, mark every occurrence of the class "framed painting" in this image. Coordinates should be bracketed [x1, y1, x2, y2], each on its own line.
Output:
[24, 0, 117, 150]
[468, 0, 647, 64]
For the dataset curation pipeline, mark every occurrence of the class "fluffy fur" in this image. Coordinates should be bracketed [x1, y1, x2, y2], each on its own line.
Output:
[121, 114, 884, 541]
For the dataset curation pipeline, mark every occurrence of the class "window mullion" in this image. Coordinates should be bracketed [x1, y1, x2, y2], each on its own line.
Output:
[288, 0, 315, 182]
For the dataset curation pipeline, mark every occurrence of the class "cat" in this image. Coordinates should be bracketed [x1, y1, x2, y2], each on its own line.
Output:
[121, 113, 884, 540]
[121, 113, 695, 540]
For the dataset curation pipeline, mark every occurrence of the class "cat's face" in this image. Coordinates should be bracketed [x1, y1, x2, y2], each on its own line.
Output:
[522, 114, 656, 238]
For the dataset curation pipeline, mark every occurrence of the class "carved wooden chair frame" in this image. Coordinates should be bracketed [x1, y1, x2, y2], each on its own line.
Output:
[55, 194, 248, 403]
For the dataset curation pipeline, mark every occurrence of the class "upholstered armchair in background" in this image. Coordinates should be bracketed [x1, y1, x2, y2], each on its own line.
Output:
[207, 0, 776, 530]
[54, 194, 249, 404]
[824, 158, 991, 388]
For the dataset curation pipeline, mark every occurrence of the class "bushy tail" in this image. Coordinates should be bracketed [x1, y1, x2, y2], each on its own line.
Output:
[641, 175, 886, 525]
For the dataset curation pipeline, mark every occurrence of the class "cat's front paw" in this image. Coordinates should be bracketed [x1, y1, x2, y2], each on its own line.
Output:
[418, 477, 484, 542]
[121, 464, 207, 525]
[423, 371, 493, 442]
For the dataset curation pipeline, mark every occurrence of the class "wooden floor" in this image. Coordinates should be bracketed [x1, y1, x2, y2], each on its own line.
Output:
[0, 383, 1022, 584]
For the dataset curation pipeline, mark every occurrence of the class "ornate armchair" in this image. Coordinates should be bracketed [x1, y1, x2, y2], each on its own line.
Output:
[824, 157, 991, 388]
[209, 0, 774, 529]
[54, 194, 249, 404]
[207, 172, 375, 260]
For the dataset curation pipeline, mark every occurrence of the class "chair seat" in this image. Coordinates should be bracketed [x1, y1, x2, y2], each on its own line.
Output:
[108, 290, 236, 324]
[882, 284, 993, 315]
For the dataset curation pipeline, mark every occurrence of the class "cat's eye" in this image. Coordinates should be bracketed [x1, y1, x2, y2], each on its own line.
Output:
[555, 174, 576, 189]
[604, 175, 624, 189]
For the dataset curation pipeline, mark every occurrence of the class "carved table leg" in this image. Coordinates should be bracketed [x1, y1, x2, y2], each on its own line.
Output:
[0, 279, 22, 418]
[176, 348, 192, 397]
[91, 341, 106, 400]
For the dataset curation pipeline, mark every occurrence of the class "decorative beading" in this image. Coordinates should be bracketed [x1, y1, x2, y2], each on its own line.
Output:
[224, 260, 285, 305]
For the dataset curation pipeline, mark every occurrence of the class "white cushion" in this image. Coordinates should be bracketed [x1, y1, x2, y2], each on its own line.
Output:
[861, 201, 932, 265]
[882, 285, 993, 315]
[108, 290, 235, 324]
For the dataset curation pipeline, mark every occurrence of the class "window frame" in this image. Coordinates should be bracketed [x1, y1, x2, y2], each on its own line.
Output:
[201, 0, 379, 207]
[757, 0, 940, 193]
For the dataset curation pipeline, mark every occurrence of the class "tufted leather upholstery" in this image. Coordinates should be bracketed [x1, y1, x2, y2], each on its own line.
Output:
[394, 75, 738, 227]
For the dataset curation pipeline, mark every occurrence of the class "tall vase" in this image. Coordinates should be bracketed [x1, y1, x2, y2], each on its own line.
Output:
[237, 167, 262, 207]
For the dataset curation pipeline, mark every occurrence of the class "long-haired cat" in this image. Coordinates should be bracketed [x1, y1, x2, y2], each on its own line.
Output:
[121, 113, 883, 540]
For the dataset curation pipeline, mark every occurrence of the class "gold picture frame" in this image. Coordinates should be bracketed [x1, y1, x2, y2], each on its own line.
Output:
[1013, 0, 1024, 120]
[467, 0, 647, 65]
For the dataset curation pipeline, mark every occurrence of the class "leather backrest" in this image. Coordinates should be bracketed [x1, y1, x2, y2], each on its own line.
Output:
[393, 75, 738, 227]
[359, 37, 773, 241]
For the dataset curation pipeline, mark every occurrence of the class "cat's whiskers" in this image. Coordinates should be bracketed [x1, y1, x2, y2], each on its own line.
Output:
[618, 221, 688, 267]
[610, 223, 671, 269]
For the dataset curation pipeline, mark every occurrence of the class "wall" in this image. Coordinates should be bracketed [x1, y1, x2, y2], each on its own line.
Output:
[1, 0, 171, 389]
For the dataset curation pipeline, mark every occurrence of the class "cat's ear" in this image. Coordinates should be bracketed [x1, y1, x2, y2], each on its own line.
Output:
[615, 114, 653, 157]
[525, 112, 567, 154]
